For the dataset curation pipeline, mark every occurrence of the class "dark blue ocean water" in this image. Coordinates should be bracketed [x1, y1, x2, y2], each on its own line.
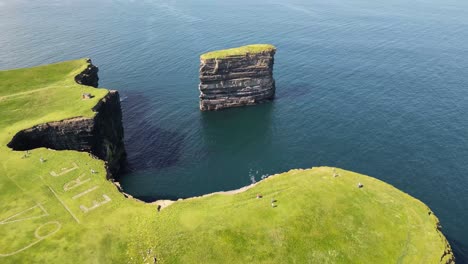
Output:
[1, 0, 467, 260]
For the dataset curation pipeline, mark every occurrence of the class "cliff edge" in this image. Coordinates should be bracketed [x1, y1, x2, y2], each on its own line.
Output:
[199, 44, 276, 111]
[6, 59, 126, 176]
[0, 60, 454, 263]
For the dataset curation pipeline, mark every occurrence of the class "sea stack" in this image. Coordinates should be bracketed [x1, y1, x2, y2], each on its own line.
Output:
[199, 44, 276, 111]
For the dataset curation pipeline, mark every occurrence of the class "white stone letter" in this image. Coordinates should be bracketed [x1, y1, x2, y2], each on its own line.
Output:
[50, 162, 79, 177]
[79, 195, 111, 213]
[63, 174, 90, 191]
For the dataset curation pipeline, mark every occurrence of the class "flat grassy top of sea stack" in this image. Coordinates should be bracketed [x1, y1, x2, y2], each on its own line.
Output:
[200, 44, 276, 60]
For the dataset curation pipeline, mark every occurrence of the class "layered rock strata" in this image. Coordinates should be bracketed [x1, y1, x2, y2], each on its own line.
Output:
[199, 45, 276, 111]
[7, 62, 125, 176]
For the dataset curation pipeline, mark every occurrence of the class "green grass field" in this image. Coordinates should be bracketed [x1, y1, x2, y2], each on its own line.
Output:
[0, 60, 453, 263]
[200, 44, 276, 60]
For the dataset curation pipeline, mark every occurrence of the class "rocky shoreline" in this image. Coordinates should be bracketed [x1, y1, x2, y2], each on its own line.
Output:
[152, 169, 296, 210]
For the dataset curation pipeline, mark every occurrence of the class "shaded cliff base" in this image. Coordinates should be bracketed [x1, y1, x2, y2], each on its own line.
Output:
[7, 91, 126, 176]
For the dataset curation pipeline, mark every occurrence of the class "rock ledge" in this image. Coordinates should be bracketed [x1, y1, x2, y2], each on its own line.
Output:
[7, 60, 126, 176]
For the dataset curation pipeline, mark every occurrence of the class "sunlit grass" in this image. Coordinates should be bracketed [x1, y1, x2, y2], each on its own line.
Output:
[0, 60, 452, 263]
[200, 44, 276, 60]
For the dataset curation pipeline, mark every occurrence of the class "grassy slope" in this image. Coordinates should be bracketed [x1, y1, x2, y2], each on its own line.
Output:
[200, 44, 276, 60]
[0, 60, 451, 263]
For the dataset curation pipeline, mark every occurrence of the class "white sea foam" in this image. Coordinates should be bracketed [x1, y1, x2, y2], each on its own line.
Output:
[111, 0, 201, 22]
[143, 0, 202, 23]
[275, 2, 315, 16]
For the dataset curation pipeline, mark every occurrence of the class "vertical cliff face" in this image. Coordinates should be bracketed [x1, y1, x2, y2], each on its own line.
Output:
[91, 90, 126, 175]
[75, 59, 99, 87]
[199, 45, 276, 111]
[7, 61, 126, 177]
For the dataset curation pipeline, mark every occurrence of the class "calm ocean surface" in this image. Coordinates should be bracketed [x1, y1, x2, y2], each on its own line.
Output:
[1, 0, 467, 260]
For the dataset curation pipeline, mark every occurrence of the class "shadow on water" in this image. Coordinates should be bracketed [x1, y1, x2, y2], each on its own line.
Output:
[448, 237, 468, 263]
[275, 81, 314, 100]
[129, 102, 276, 202]
[135, 194, 183, 203]
[198, 102, 278, 183]
[199, 102, 275, 151]
[118, 92, 185, 174]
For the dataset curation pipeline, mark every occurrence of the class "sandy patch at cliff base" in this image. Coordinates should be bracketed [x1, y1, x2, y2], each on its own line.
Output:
[152, 200, 176, 210]
[151, 183, 260, 210]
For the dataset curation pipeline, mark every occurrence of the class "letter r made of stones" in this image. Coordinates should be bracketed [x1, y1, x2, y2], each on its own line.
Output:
[63, 174, 90, 191]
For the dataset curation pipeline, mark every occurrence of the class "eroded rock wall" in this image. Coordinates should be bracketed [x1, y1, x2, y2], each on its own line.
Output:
[7, 62, 125, 177]
[91, 90, 126, 175]
[75, 59, 99, 87]
[199, 50, 276, 111]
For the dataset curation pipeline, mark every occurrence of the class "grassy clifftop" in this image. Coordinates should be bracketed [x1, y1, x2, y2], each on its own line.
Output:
[200, 44, 276, 60]
[0, 60, 453, 263]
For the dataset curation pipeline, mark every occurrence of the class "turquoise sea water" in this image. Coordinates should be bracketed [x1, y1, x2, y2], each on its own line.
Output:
[1, 0, 467, 260]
